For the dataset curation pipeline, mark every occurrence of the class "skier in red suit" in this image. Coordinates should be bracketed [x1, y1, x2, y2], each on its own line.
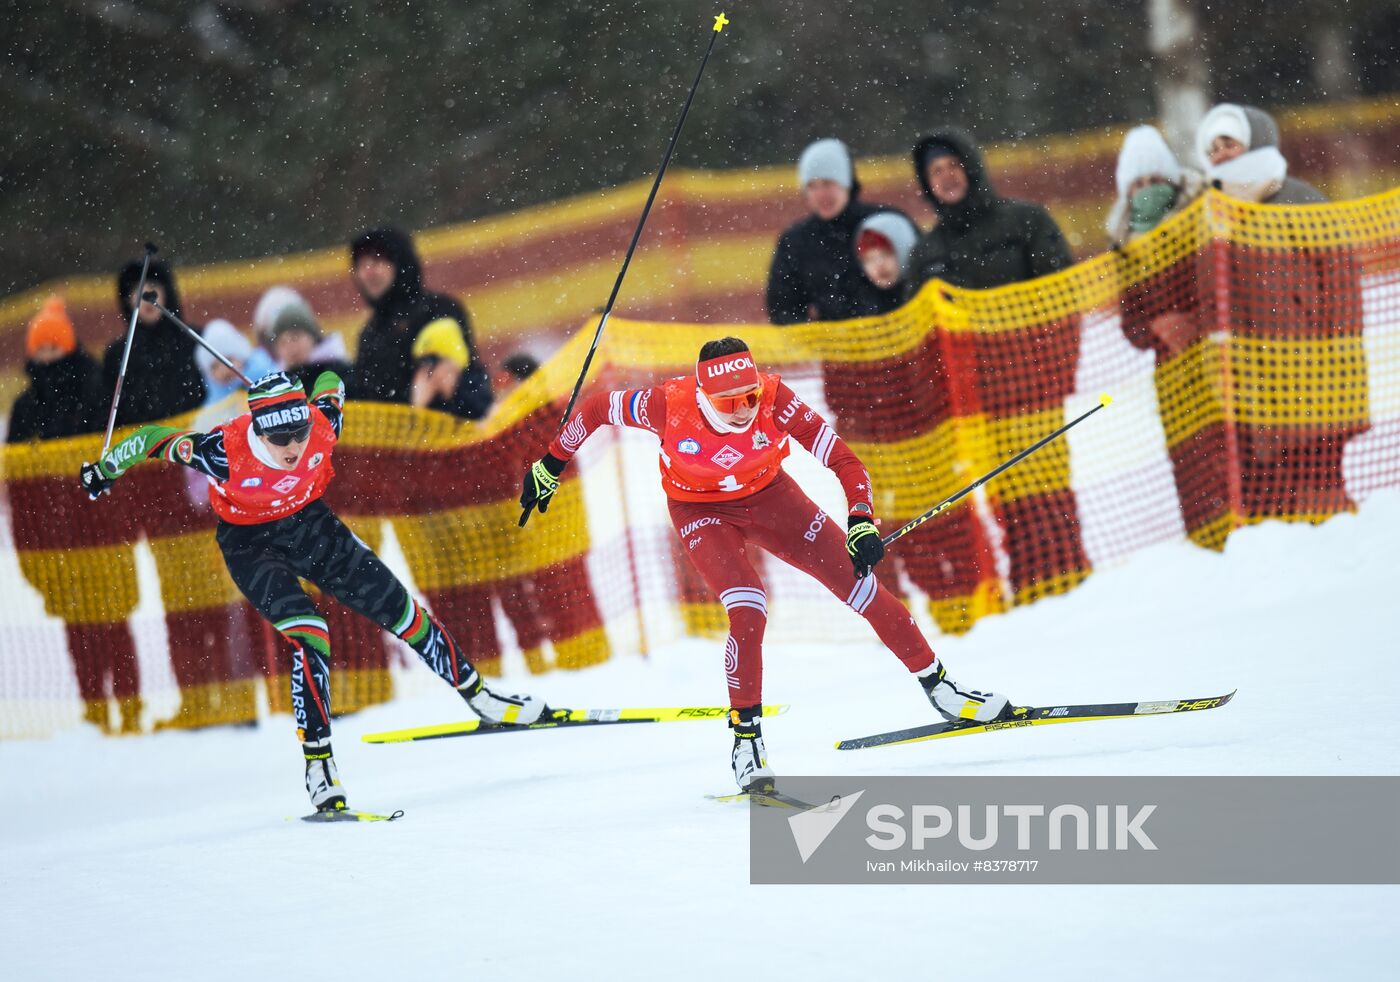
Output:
[521, 337, 1010, 791]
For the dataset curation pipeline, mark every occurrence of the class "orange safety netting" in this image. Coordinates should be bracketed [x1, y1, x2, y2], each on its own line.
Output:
[2, 188, 1397, 739]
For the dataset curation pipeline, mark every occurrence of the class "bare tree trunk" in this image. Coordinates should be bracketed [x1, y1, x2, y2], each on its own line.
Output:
[1312, 24, 1359, 99]
[1148, 0, 1209, 164]
[1311, 23, 1367, 199]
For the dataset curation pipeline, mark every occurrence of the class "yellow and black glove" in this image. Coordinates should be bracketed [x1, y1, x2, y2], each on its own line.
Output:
[846, 514, 885, 579]
[518, 454, 566, 527]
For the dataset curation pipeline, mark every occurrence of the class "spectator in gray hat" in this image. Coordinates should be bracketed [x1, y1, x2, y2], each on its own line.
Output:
[256, 287, 352, 393]
[851, 211, 920, 316]
[1195, 104, 1325, 205]
[765, 138, 911, 324]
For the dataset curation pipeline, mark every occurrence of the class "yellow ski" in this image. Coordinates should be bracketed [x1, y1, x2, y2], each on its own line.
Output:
[362, 704, 789, 744]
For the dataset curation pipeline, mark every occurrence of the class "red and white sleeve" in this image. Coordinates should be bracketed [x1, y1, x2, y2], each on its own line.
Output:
[547, 386, 665, 462]
[773, 382, 874, 516]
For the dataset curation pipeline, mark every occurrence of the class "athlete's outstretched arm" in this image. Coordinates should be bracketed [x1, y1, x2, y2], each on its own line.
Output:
[547, 386, 666, 461]
[519, 386, 665, 526]
[79, 424, 228, 499]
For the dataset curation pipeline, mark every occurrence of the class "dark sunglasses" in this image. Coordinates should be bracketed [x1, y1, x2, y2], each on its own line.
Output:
[263, 423, 312, 447]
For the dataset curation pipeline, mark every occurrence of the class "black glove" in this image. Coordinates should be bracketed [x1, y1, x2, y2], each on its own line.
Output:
[518, 454, 566, 527]
[79, 460, 115, 501]
[846, 515, 884, 579]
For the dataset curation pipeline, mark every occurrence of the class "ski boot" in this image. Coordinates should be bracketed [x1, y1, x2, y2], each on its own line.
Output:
[458, 669, 547, 725]
[918, 659, 1011, 723]
[729, 705, 776, 792]
[304, 738, 347, 813]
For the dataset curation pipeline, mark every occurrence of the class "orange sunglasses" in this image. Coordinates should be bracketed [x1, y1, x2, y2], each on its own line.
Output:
[706, 384, 763, 413]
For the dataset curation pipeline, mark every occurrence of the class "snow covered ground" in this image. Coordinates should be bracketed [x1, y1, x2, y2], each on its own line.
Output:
[3, 494, 1398, 980]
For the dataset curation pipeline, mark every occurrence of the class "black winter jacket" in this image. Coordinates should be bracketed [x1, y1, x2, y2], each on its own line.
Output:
[102, 259, 206, 425]
[906, 128, 1074, 293]
[350, 227, 493, 417]
[765, 184, 909, 323]
[7, 349, 106, 442]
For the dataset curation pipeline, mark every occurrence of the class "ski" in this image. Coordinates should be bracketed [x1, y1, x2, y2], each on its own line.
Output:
[835, 690, 1236, 750]
[362, 704, 789, 744]
[706, 787, 822, 810]
[296, 808, 405, 824]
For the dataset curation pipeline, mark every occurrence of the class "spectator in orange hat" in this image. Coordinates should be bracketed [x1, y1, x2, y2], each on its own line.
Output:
[6, 297, 105, 442]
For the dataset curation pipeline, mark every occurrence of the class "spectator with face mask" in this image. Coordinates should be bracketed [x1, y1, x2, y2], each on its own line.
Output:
[1106, 125, 1207, 250]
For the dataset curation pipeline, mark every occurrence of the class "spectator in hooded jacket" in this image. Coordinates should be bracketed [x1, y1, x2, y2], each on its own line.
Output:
[1106, 125, 1208, 251]
[765, 139, 909, 324]
[348, 226, 493, 413]
[850, 211, 920, 317]
[906, 128, 1073, 293]
[1196, 104, 1326, 205]
[105, 257, 206, 424]
[7, 297, 105, 442]
[905, 127, 1090, 609]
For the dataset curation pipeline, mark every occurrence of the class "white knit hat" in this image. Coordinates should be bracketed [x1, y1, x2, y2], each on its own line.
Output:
[797, 138, 853, 189]
[1115, 125, 1182, 196]
[1195, 104, 1252, 168]
[856, 211, 920, 274]
[195, 318, 253, 376]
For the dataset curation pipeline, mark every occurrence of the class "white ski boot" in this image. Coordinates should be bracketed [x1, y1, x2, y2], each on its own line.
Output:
[303, 738, 347, 812]
[458, 669, 547, 725]
[918, 660, 1011, 723]
[729, 706, 776, 792]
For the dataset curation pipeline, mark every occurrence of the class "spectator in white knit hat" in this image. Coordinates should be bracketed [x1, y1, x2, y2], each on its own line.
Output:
[765, 138, 911, 324]
[1106, 125, 1206, 248]
[851, 211, 920, 316]
[195, 318, 277, 405]
[1195, 104, 1325, 205]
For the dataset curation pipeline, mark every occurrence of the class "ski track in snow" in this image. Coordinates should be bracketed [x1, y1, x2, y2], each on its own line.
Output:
[2, 493, 1398, 979]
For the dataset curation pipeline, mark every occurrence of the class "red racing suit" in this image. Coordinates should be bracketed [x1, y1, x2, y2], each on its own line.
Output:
[549, 373, 941, 707]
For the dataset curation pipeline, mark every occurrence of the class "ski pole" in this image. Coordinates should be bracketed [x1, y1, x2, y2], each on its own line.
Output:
[101, 242, 158, 455]
[554, 12, 729, 433]
[141, 291, 255, 387]
[882, 394, 1112, 548]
